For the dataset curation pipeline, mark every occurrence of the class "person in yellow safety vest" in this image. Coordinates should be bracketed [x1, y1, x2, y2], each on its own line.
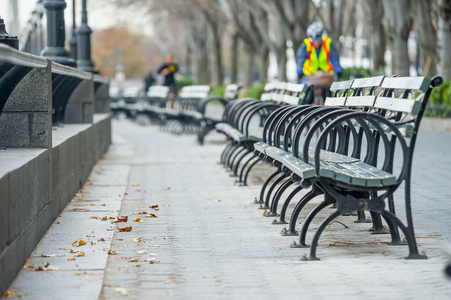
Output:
[296, 22, 343, 84]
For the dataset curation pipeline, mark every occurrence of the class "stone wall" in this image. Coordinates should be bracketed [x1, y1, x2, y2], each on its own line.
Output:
[0, 52, 111, 294]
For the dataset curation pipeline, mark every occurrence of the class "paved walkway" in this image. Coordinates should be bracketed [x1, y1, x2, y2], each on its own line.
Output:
[5, 119, 451, 299]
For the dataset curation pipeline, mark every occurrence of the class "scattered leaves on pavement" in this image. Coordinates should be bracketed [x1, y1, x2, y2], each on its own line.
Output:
[118, 226, 132, 232]
[133, 217, 144, 222]
[147, 214, 158, 218]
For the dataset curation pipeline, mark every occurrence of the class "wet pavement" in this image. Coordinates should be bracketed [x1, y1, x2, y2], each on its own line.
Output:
[4, 119, 451, 299]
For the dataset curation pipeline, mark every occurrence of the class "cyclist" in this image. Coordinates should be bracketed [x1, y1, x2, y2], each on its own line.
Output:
[296, 22, 343, 104]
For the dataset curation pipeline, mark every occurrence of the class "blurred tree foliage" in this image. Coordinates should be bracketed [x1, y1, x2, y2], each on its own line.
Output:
[92, 27, 150, 78]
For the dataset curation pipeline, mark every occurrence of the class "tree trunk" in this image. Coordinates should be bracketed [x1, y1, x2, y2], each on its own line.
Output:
[259, 47, 269, 83]
[184, 41, 192, 77]
[230, 33, 239, 84]
[438, 0, 451, 79]
[364, 0, 386, 72]
[383, 0, 412, 76]
[277, 50, 287, 81]
[414, 0, 438, 76]
[197, 53, 210, 84]
[210, 19, 224, 86]
[243, 43, 255, 87]
[187, 16, 210, 84]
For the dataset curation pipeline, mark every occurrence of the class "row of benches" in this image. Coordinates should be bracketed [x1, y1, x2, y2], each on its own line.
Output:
[215, 74, 443, 260]
[110, 84, 240, 144]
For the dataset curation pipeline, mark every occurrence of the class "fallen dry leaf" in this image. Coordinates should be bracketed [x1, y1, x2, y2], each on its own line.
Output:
[117, 226, 132, 232]
[99, 238, 106, 242]
[168, 276, 175, 279]
[117, 216, 128, 222]
[128, 258, 139, 262]
[137, 251, 147, 254]
[133, 237, 142, 243]
[115, 288, 129, 296]
[108, 250, 118, 255]
[149, 205, 159, 211]
[72, 208, 89, 212]
[68, 257, 76, 261]
[149, 259, 160, 264]
[3, 290, 22, 298]
[132, 183, 140, 187]
[119, 257, 131, 260]
[41, 254, 56, 258]
[136, 189, 142, 192]
[147, 214, 158, 218]
[72, 240, 87, 247]
[133, 264, 140, 268]
[35, 265, 60, 271]
[75, 251, 85, 257]
[133, 217, 143, 222]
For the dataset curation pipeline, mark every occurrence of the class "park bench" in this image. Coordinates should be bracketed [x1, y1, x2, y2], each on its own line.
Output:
[134, 85, 170, 125]
[159, 85, 211, 134]
[195, 83, 241, 144]
[217, 82, 312, 186]
[251, 75, 442, 260]
[109, 86, 142, 119]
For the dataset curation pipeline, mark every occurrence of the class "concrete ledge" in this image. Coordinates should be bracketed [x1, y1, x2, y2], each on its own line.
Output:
[0, 114, 111, 295]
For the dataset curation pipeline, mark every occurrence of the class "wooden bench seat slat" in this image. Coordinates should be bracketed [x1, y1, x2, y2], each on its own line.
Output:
[324, 97, 346, 107]
[374, 97, 422, 114]
[381, 76, 431, 92]
[351, 75, 385, 89]
[344, 95, 377, 108]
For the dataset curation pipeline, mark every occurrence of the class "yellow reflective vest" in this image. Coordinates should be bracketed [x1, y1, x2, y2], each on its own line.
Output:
[302, 36, 334, 75]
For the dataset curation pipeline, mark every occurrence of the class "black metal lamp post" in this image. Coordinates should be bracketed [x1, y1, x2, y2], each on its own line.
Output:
[69, 0, 77, 60]
[41, 0, 76, 66]
[0, 15, 19, 49]
[76, 0, 98, 73]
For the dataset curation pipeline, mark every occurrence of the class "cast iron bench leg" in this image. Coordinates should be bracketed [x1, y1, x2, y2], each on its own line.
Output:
[264, 179, 295, 217]
[273, 185, 304, 224]
[281, 186, 323, 236]
[255, 170, 282, 205]
[258, 173, 288, 210]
